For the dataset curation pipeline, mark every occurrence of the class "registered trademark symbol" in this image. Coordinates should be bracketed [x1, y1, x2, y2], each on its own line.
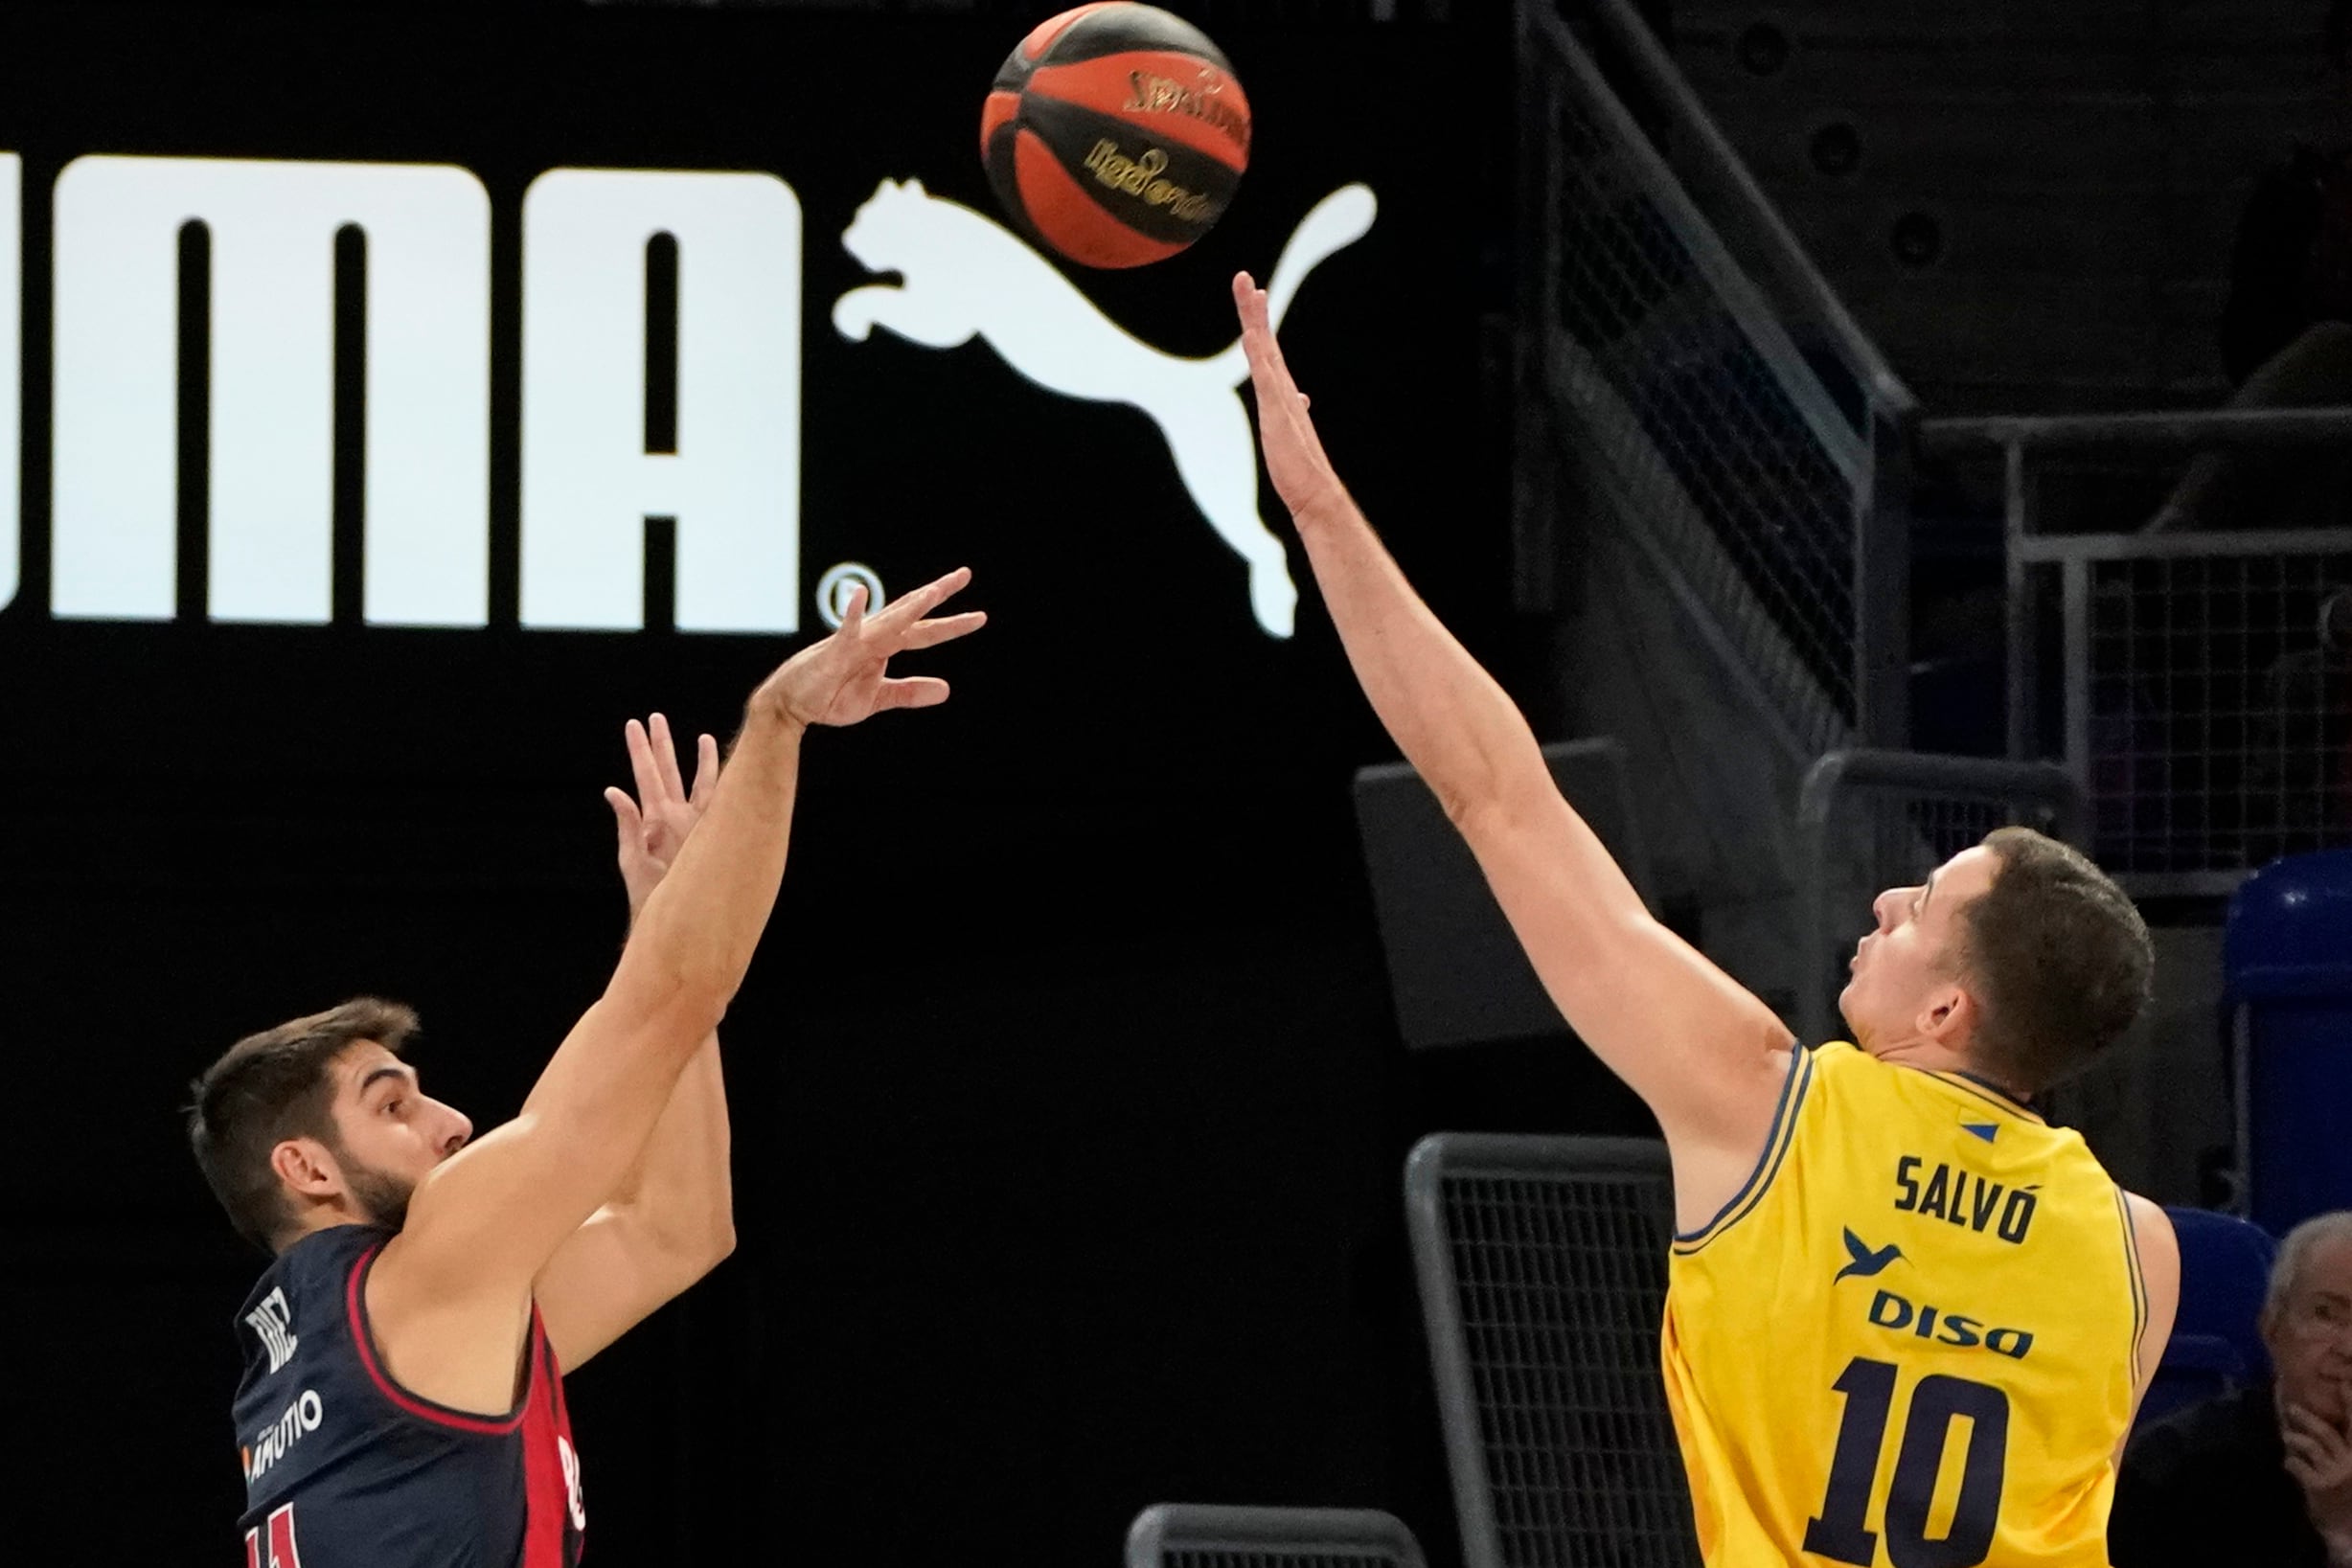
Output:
[815, 562, 885, 629]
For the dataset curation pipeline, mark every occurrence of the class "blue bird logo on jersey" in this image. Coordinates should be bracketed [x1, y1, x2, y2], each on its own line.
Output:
[1835, 1228, 1905, 1283]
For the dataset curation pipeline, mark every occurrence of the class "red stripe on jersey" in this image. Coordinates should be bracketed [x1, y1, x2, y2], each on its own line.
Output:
[519, 1309, 582, 1567]
[343, 1240, 528, 1436]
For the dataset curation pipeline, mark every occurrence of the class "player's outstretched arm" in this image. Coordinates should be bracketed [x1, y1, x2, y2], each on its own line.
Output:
[1233, 275, 1791, 1192]
[371, 573, 983, 1394]
[535, 716, 737, 1375]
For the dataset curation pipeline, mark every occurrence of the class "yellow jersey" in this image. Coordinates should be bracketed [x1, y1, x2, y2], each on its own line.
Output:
[1661, 1042, 2148, 1567]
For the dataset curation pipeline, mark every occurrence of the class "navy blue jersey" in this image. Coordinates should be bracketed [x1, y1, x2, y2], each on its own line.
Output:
[231, 1224, 585, 1567]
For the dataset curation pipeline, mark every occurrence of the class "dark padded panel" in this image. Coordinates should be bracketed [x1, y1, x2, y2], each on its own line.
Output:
[1354, 739, 1656, 1051]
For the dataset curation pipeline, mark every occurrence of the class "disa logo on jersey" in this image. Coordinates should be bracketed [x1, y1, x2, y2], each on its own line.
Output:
[1866, 1289, 2035, 1359]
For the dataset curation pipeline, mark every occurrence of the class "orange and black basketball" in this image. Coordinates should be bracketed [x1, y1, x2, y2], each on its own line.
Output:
[980, 4, 1251, 269]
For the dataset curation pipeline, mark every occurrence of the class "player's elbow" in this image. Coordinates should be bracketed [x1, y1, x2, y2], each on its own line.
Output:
[606, 953, 733, 1050]
[1443, 761, 1549, 846]
[667, 1215, 736, 1286]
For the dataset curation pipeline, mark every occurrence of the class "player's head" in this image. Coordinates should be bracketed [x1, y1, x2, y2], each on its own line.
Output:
[186, 997, 472, 1254]
[1838, 827, 2152, 1095]
[2262, 1212, 2352, 1424]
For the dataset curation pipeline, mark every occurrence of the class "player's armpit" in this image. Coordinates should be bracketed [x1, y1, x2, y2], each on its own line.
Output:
[535, 1203, 733, 1375]
[1455, 785, 1797, 1224]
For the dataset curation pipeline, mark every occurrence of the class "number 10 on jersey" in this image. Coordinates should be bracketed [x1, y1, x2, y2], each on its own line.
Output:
[1803, 1357, 2011, 1568]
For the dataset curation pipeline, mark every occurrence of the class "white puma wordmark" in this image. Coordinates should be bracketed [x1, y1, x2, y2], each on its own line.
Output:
[832, 178, 1378, 638]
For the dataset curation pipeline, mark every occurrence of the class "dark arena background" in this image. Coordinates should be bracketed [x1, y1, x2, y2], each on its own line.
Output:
[6, 0, 2352, 1564]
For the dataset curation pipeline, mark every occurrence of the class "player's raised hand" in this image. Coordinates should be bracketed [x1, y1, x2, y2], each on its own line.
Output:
[1234, 271, 1347, 526]
[756, 566, 985, 730]
[605, 712, 720, 920]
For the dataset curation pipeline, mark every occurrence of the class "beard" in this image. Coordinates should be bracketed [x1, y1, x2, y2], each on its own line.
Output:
[331, 1143, 418, 1232]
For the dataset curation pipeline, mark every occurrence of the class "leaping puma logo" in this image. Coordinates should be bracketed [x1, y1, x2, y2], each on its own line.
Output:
[832, 177, 1379, 637]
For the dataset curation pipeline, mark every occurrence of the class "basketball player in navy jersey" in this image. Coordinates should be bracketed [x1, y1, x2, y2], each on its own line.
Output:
[186, 571, 982, 1567]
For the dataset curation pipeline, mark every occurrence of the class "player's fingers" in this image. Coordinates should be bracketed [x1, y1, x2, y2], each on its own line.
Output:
[879, 675, 950, 710]
[691, 733, 719, 807]
[1233, 274, 1284, 357]
[900, 609, 988, 650]
[1232, 271, 1262, 332]
[604, 785, 642, 847]
[650, 712, 688, 804]
[1246, 320, 1303, 408]
[875, 565, 972, 632]
[837, 583, 870, 637]
[623, 717, 661, 806]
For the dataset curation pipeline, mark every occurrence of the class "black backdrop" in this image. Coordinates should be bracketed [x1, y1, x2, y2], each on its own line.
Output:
[0, 6, 1662, 1562]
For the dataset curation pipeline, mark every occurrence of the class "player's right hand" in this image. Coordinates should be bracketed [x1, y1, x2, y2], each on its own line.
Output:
[754, 566, 984, 730]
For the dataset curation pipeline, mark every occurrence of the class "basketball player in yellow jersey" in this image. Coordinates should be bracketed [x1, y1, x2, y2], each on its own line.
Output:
[1232, 273, 2181, 1567]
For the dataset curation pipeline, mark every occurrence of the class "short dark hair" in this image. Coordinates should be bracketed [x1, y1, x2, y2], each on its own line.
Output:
[187, 998, 418, 1254]
[1952, 829, 2153, 1094]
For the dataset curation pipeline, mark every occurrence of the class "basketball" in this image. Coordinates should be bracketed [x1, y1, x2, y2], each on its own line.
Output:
[980, 4, 1251, 269]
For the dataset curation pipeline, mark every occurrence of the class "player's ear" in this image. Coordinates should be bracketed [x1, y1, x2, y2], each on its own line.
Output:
[270, 1137, 340, 1199]
[1914, 981, 1974, 1046]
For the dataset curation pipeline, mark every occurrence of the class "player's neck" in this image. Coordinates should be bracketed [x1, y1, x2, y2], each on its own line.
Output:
[274, 1201, 383, 1253]
[1868, 1036, 2033, 1104]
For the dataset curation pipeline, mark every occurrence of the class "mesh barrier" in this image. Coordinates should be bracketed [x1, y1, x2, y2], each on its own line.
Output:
[2076, 547, 2352, 886]
[1406, 1136, 1699, 1568]
[1793, 750, 2083, 1047]
[1527, 6, 1894, 758]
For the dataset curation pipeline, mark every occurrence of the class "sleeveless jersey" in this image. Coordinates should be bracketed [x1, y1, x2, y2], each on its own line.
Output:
[1662, 1042, 2148, 1567]
[230, 1223, 586, 1568]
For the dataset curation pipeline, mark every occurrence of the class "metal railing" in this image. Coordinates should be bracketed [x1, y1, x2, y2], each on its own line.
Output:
[1794, 749, 2086, 1046]
[1126, 1504, 1429, 1568]
[1924, 408, 2352, 896]
[1404, 1132, 1698, 1568]
[1519, 0, 1918, 759]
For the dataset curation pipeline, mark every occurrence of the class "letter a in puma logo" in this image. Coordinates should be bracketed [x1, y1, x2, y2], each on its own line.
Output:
[832, 177, 1379, 638]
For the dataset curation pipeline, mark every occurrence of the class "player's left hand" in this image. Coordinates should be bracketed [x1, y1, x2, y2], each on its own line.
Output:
[1233, 271, 1348, 528]
[2282, 1397, 2352, 1534]
[605, 712, 720, 922]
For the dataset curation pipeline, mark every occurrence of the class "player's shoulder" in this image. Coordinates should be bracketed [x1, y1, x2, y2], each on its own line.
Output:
[236, 1226, 391, 1391]
[258, 1225, 394, 1320]
[1794, 1039, 1920, 1111]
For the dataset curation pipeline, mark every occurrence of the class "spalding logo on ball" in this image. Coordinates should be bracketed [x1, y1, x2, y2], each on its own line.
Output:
[981, 3, 1251, 268]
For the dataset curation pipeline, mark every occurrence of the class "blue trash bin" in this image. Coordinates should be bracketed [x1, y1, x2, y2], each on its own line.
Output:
[2226, 849, 2352, 1235]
